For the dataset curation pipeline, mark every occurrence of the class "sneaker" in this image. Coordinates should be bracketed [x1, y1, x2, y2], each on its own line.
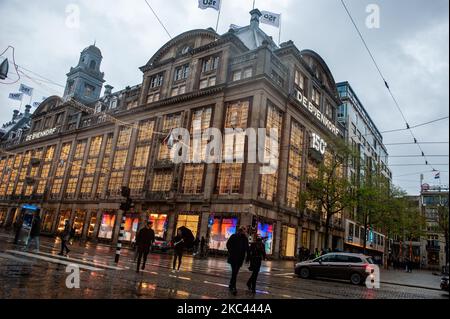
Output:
[171, 269, 176, 273]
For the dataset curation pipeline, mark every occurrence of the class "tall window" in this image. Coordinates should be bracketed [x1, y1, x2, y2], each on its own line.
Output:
[201, 56, 220, 73]
[217, 100, 249, 194]
[312, 87, 321, 106]
[80, 136, 102, 198]
[260, 104, 283, 201]
[294, 70, 307, 93]
[66, 140, 86, 197]
[158, 113, 182, 161]
[152, 171, 172, 192]
[286, 121, 304, 208]
[182, 107, 212, 194]
[149, 72, 164, 89]
[36, 145, 55, 195]
[97, 134, 113, 197]
[52, 143, 72, 196]
[174, 64, 190, 81]
[109, 127, 131, 195]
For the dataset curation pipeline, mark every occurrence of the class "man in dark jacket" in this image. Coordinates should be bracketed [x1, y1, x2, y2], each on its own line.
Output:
[136, 221, 155, 273]
[26, 210, 41, 252]
[226, 226, 249, 295]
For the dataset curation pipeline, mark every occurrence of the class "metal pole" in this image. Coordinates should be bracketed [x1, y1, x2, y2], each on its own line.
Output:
[115, 210, 126, 263]
[278, 14, 282, 46]
[215, 0, 222, 33]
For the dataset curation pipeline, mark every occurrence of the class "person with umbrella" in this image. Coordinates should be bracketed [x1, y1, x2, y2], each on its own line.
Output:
[171, 226, 194, 273]
[226, 226, 249, 295]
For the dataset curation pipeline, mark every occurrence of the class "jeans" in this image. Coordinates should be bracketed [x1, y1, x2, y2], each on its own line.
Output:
[26, 236, 40, 252]
[60, 240, 70, 255]
[229, 264, 241, 290]
[173, 251, 183, 270]
[137, 249, 149, 271]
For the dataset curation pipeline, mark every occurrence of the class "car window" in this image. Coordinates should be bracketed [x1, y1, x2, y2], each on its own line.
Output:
[365, 257, 374, 264]
[321, 254, 337, 262]
[335, 255, 350, 262]
[348, 256, 363, 263]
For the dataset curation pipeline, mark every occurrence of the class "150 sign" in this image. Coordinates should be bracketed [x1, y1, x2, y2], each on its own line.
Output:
[311, 133, 327, 155]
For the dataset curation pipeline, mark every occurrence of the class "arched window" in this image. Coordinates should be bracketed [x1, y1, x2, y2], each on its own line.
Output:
[89, 60, 96, 70]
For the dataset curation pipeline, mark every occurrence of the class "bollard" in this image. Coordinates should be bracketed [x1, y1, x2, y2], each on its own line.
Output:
[114, 211, 126, 263]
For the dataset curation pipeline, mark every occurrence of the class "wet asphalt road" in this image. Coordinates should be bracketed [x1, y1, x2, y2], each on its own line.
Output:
[0, 232, 448, 299]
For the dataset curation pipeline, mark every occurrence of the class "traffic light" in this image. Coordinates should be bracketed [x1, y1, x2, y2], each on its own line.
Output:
[251, 215, 257, 229]
[121, 186, 130, 198]
[120, 197, 134, 211]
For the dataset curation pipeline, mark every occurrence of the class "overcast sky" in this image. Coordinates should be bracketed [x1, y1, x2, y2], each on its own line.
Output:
[0, 0, 448, 195]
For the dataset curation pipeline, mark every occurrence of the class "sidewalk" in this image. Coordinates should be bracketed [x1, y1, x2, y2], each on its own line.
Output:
[378, 269, 442, 290]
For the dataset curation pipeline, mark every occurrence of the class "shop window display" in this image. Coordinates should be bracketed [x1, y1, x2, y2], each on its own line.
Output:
[257, 222, 274, 254]
[56, 211, 71, 233]
[98, 213, 116, 239]
[209, 217, 238, 251]
[73, 211, 86, 236]
[176, 214, 199, 237]
[87, 216, 97, 238]
[123, 215, 139, 242]
[147, 213, 168, 238]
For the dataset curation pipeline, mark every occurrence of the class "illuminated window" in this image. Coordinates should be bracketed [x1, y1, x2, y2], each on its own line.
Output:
[36, 164, 50, 194]
[55, 143, 71, 177]
[209, 217, 238, 251]
[133, 146, 150, 167]
[117, 126, 132, 148]
[162, 113, 182, 132]
[96, 134, 113, 196]
[152, 171, 172, 192]
[129, 169, 146, 193]
[281, 226, 296, 257]
[217, 100, 249, 194]
[66, 178, 78, 196]
[85, 158, 98, 175]
[51, 178, 63, 195]
[45, 145, 55, 161]
[176, 215, 199, 237]
[260, 104, 282, 201]
[98, 212, 116, 239]
[286, 121, 304, 208]
[74, 140, 87, 159]
[137, 120, 155, 142]
[181, 164, 204, 194]
[89, 136, 103, 157]
[108, 171, 124, 194]
[112, 150, 128, 170]
[80, 177, 93, 196]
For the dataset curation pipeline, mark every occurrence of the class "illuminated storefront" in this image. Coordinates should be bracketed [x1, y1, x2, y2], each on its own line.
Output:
[123, 214, 139, 242]
[87, 214, 97, 238]
[209, 217, 238, 251]
[0, 208, 7, 226]
[41, 210, 55, 233]
[98, 212, 116, 240]
[258, 222, 274, 255]
[281, 225, 296, 257]
[176, 214, 199, 237]
[147, 213, 168, 238]
[56, 210, 71, 233]
[73, 210, 86, 236]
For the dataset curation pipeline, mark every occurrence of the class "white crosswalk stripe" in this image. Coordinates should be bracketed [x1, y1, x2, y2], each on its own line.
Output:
[6, 250, 104, 271]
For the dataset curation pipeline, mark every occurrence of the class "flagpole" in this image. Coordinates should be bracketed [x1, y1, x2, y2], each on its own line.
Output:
[278, 14, 282, 46]
[253, 0, 256, 10]
[215, 1, 222, 33]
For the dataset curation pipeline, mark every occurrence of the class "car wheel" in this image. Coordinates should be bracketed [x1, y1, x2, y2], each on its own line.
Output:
[299, 267, 311, 279]
[350, 272, 362, 285]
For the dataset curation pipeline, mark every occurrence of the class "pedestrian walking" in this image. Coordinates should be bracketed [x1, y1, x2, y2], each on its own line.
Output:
[13, 214, 24, 244]
[59, 220, 71, 256]
[26, 210, 41, 252]
[135, 221, 155, 273]
[226, 226, 249, 296]
[172, 229, 185, 272]
[246, 236, 266, 294]
[193, 236, 200, 256]
[200, 236, 206, 258]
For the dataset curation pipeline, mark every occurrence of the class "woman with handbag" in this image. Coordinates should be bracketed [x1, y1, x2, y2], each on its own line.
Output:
[246, 236, 266, 294]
